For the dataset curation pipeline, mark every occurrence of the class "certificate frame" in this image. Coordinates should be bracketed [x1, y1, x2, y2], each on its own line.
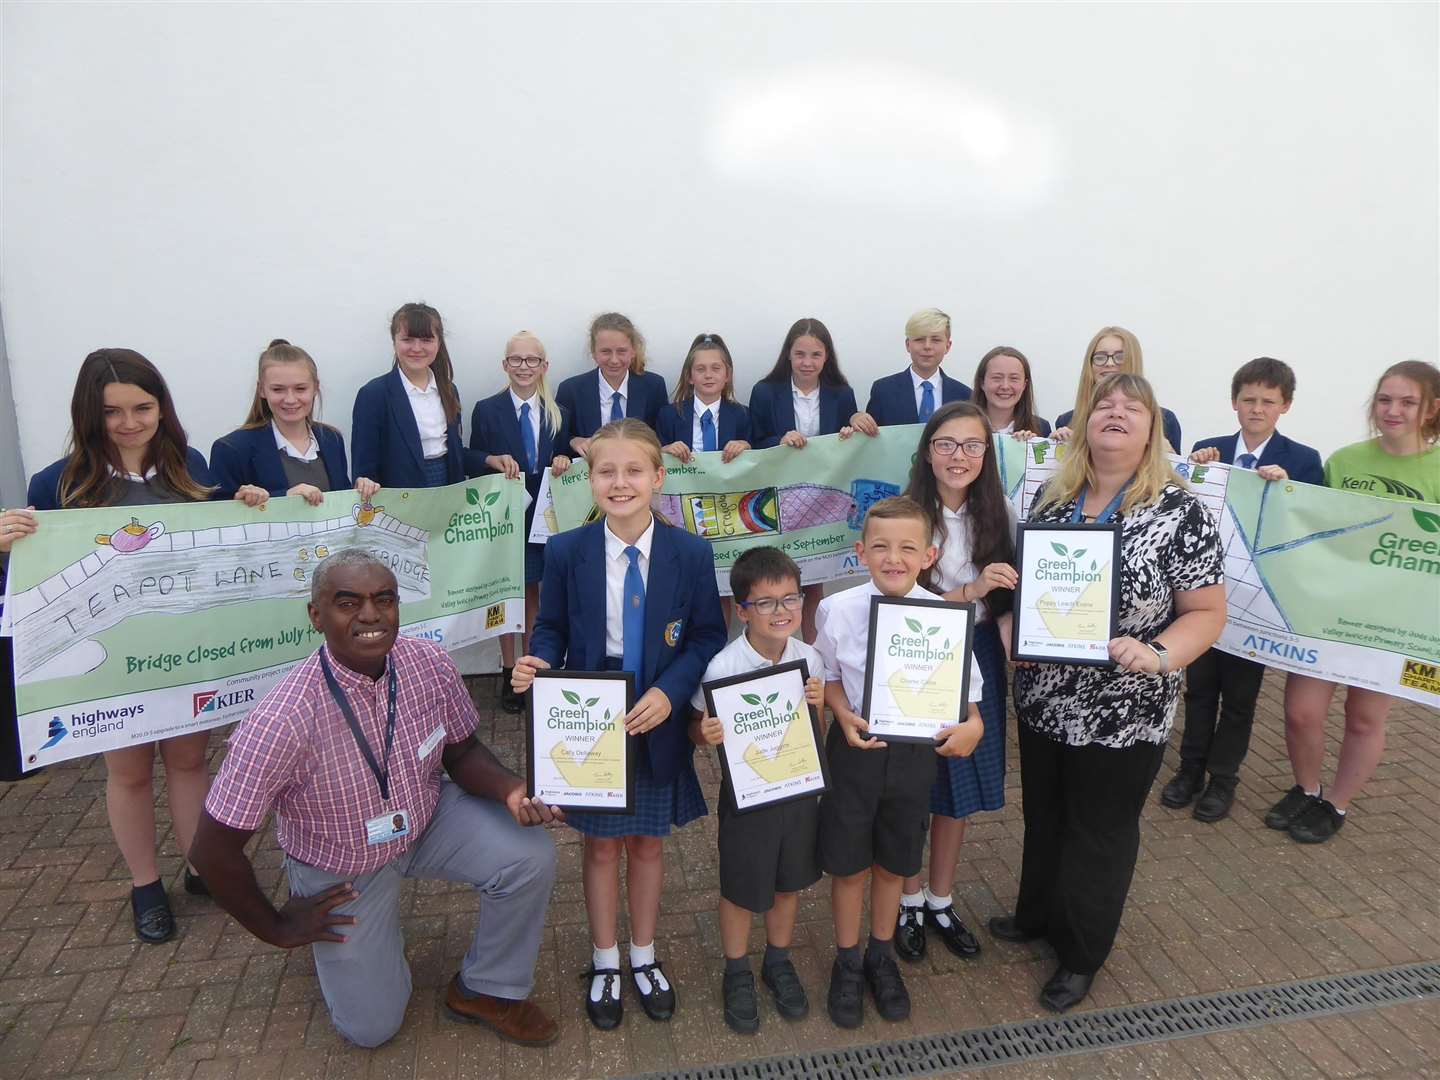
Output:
[1011, 522, 1122, 667]
[526, 669, 636, 814]
[859, 595, 976, 745]
[702, 658, 829, 814]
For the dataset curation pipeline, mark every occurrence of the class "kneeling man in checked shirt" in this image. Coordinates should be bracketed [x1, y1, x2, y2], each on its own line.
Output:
[191, 549, 561, 1048]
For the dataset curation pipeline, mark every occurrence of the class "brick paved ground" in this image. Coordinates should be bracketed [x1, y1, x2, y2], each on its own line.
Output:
[2, 669, 1438, 1079]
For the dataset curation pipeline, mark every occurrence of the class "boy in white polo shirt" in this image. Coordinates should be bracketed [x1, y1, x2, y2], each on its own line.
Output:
[691, 547, 825, 1035]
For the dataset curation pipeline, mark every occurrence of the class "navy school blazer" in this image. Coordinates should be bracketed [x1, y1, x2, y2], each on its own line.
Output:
[746, 379, 859, 449]
[555, 368, 669, 442]
[26, 448, 213, 511]
[1055, 406, 1183, 454]
[1191, 431, 1324, 486]
[528, 520, 727, 782]
[654, 398, 752, 450]
[208, 424, 351, 499]
[864, 369, 971, 426]
[350, 367, 475, 488]
[469, 389, 573, 508]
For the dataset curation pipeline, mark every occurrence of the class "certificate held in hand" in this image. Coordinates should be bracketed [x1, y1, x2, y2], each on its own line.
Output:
[860, 596, 977, 744]
[1011, 522, 1122, 665]
[526, 670, 637, 813]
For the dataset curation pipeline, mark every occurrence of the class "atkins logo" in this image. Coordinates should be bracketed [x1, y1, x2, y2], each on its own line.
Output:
[192, 688, 257, 717]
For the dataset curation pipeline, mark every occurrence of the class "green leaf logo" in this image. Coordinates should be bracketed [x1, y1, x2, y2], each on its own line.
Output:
[904, 617, 923, 633]
[766, 691, 779, 704]
[927, 625, 940, 636]
[741, 693, 762, 706]
[1091, 559, 1098, 571]
[1072, 548, 1086, 559]
[1413, 509, 1440, 534]
[562, 689, 581, 705]
[1050, 542, 1069, 557]
[484, 490, 501, 506]
[465, 488, 480, 506]
[504, 505, 511, 521]
[585, 697, 600, 708]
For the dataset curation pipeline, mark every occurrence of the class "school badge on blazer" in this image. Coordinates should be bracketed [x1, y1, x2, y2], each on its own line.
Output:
[664, 620, 683, 647]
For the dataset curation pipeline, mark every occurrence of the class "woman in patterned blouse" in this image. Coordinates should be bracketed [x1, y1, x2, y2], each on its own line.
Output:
[989, 373, 1226, 1014]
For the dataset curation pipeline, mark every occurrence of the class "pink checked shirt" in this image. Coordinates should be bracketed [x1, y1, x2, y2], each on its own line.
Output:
[205, 636, 479, 876]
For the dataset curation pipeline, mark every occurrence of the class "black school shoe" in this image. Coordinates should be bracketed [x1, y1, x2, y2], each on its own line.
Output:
[826, 957, 865, 1029]
[1288, 798, 1345, 844]
[894, 905, 926, 961]
[864, 952, 910, 1021]
[631, 961, 676, 1021]
[761, 958, 809, 1020]
[927, 905, 981, 958]
[988, 915, 1044, 944]
[1039, 966, 1093, 1013]
[1264, 785, 1319, 830]
[1192, 777, 1237, 823]
[131, 882, 175, 944]
[722, 969, 759, 1034]
[183, 868, 210, 897]
[1160, 767, 1205, 809]
[581, 965, 623, 1030]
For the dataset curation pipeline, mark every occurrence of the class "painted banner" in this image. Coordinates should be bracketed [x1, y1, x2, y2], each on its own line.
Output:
[4, 478, 526, 768]
[1018, 439, 1440, 706]
[536, 427, 1032, 596]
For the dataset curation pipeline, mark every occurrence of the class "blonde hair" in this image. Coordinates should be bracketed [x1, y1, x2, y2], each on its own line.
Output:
[589, 312, 648, 375]
[905, 308, 952, 340]
[861, 494, 933, 540]
[243, 339, 330, 430]
[670, 333, 737, 405]
[1072, 326, 1144, 423]
[505, 331, 563, 436]
[1036, 373, 1183, 517]
[586, 418, 664, 470]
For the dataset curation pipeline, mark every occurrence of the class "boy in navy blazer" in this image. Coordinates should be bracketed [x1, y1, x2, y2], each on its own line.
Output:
[1162, 357, 1323, 823]
[854, 309, 970, 431]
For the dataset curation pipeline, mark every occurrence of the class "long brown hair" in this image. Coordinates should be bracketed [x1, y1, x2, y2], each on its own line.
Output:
[973, 346, 1043, 434]
[58, 349, 212, 507]
[391, 302, 461, 423]
[761, 318, 851, 388]
[903, 402, 1014, 618]
[1369, 360, 1440, 447]
[588, 312, 649, 375]
[241, 338, 336, 432]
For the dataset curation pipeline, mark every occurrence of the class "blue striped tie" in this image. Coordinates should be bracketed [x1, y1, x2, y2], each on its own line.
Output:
[1238, 453, 1257, 469]
[519, 402, 537, 472]
[610, 391, 624, 424]
[622, 546, 645, 675]
[700, 410, 717, 452]
[919, 380, 935, 421]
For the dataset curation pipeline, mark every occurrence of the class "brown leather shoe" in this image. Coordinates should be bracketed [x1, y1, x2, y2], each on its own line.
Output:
[445, 975, 559, 1046]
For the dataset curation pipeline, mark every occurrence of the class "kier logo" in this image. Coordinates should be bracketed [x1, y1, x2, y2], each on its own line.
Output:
[192, 688, 257, 717]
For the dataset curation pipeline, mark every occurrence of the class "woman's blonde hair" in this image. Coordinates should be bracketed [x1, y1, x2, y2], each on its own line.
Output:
[589, 312, 648, 375]
[505, 331, 563, 436]
[1037, 373, 1183, 517]
[242, 339, 332, 431]
[586, 418, 664, 470]
[1072, 325, 1144, 423]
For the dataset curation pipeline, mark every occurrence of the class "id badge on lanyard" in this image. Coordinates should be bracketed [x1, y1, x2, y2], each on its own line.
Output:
[319, 651, 411, 845]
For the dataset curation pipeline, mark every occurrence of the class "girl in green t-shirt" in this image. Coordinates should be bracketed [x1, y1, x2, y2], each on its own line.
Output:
[1272, 360, 1440, 845]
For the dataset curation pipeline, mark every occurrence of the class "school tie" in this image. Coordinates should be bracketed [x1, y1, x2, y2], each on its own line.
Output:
[700, 409, 717, 452]
[919, 380, 936, 421]
[1238, 453, 1257, 469]
[622, 546, 645, 675]
[519, 402, 537, 472]
[610, 391, 624, 424]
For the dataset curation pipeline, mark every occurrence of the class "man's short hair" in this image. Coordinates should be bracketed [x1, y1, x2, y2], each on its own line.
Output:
[861, 495, 931, 539]
[729, 546, 803, 604]
[1231, 357, 1297, 403]
[310, 548, 393, 603]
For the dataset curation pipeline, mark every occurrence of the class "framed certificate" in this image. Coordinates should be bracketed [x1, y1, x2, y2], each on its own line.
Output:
[703, 659, 828, 814]
[526, 670, 636, 814]
[860, 596, 976, 744]
[1011, 522, 1122, 666]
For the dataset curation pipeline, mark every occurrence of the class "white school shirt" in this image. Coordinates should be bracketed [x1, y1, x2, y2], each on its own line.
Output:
[791, 383, 820, 437]
[271, 421, 319, 461]
[510, 389, 540, 466]
[404, 372, 448, 459]
[690, 633, 825, 714]
[931, 499, 1019, 623]
[603, 515, 654, 659]
[599, 371, 630, 423]
[911, 368, 941, 415]
[814, 580, 984, 715]
[691, 398, 722, 449]
[1232, 433, 1272, 468]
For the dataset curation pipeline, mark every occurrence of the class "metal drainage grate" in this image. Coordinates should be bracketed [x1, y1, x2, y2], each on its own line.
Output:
[624, 961, 1440, 1080]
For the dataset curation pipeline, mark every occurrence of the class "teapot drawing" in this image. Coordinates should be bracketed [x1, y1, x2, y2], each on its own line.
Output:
[95, 517, 165, 553]
[353, 500, 383, 527]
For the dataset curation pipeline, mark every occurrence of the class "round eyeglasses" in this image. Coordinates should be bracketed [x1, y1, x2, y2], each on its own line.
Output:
[737, 593, 805, 615]
[929, 437, 988, 459]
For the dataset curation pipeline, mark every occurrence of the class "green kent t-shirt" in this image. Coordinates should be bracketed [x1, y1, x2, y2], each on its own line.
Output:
[1323, 439, 1440, 503]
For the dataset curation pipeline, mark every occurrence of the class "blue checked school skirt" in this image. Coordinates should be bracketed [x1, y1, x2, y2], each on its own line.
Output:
[420, 455, 450, 486]
[930, 618, 1007, 818]
[567, 658, 708, 838]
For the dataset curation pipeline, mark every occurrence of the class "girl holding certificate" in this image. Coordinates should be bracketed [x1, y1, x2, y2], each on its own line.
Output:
[894, 402, 1017, 964]
[994, 373, 1225, 1014]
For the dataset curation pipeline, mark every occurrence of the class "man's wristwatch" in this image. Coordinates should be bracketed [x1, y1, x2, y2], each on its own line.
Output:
[1146, 641, 1170, 674]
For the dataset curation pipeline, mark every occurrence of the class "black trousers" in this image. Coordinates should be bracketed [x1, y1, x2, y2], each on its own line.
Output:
[1014, 726, 1164, 976]
[1179, 647, 1265, 781]
[0, 634, 24, 781]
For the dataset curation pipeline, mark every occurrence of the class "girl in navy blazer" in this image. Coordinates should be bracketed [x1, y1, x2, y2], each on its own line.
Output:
[514, 420, 726, 1031]
[555, 312, 668, 455]
[747, 317, 860, 641]
[973, 345, 1052, 439]
[469, 331, 574, 711]
[350, 303, 474, 489]
[655, 333, 752, 464]
[20, 349, 215, 947]
[209, 339, 376, 508]
[1052, 326, 1182, 453]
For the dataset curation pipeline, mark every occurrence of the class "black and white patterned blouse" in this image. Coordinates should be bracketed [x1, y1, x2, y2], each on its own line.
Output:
[1014, 482, 1224, 748]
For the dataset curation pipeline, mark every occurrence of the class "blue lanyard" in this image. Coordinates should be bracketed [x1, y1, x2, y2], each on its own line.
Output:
[1070, 484, 1128, 524]
[320, 649, 398, 801]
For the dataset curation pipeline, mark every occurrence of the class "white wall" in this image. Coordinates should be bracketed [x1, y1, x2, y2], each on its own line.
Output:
[4, 1, 1436, 477]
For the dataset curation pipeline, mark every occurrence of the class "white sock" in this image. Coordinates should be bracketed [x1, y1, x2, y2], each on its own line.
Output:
[1304, 786, 1321, 798]
[1334, 806, 1347, 816]
[923, 886, 952, 911]
[590, 944, 620, 1003]
[630, 940, 669, 995]
[901, 890, 925, 909]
